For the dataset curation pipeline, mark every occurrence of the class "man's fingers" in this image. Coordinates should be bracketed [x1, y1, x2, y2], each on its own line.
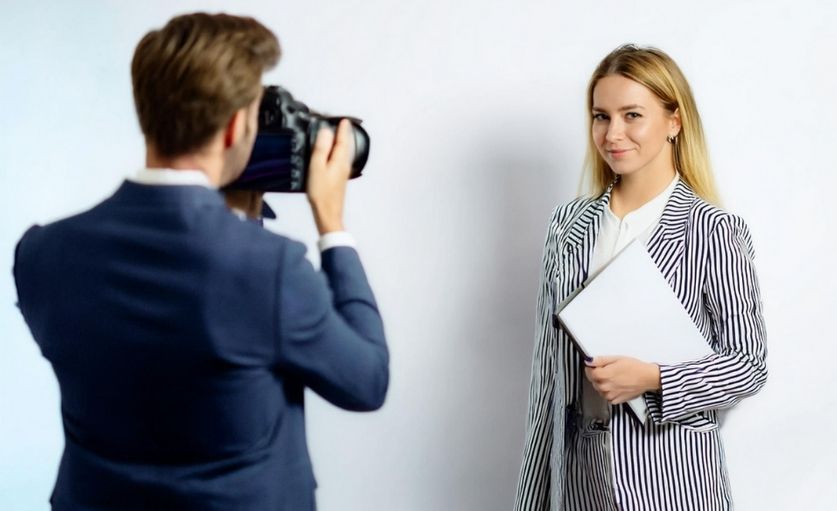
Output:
[311, 126, 335, 168]
[328, 119, 353, 165]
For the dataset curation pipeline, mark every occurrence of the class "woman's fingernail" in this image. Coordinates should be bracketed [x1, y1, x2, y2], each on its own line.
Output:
[584, 356, 593, 363]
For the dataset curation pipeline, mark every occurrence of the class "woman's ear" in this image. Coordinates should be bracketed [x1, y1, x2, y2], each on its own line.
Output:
[670, 107, 682, 137]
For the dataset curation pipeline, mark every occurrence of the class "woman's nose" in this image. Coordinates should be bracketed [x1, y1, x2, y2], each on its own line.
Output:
[605, 120, 624, 142]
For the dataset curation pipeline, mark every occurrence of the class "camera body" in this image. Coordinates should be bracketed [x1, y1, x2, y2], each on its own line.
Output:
[226, 85, 369, 193]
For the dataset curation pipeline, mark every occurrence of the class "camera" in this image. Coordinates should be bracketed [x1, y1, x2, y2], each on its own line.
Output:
[226, 85, 370, 193]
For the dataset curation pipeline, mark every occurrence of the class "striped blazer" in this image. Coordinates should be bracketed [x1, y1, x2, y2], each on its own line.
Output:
[514, 180, 767, 510]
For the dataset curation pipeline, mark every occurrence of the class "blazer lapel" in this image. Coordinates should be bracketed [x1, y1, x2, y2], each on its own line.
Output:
[560, 183, 614, 286]
[645, 180, 696, 281]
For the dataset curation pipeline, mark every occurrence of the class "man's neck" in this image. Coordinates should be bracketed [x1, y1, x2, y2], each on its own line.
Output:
[145, 147, 223, 187]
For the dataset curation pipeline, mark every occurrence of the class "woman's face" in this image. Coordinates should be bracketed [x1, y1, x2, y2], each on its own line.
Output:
[591, 74, 680, 179]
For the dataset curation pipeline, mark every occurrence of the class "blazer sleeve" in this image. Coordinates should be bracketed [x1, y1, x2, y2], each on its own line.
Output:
[12, 226, 43, 325]
[647, 215, 768, 424]
[275, 242, 389, 411]
[514, 209, 559, 511]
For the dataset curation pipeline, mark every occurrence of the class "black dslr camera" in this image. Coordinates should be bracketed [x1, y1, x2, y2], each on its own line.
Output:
[226, 85, 370, 192]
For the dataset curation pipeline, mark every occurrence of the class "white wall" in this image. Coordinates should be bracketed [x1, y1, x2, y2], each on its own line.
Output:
[1, 1, 835, 509]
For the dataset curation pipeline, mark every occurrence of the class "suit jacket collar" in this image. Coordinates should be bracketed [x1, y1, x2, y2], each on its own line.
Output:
[108, 179, 227, 209]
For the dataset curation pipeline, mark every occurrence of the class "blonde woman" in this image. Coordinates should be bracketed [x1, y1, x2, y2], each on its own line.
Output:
[515, 45, 767, 510]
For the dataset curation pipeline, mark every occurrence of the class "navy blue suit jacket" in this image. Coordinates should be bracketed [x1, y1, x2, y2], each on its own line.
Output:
[13, 181, 389, 510]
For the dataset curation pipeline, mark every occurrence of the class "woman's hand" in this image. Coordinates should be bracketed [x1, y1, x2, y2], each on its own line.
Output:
[584, 356, 661, 404]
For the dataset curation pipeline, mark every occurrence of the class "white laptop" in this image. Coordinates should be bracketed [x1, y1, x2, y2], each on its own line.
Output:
[555, 239, 714, 424]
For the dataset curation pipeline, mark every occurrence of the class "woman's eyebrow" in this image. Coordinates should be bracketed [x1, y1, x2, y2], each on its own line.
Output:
[592, 104, 646, 112]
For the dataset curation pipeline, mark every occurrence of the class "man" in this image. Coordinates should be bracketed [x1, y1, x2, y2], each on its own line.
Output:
[13, 13, 388, 510]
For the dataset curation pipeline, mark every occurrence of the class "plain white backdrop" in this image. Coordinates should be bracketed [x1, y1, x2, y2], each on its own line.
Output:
[1, 1, 835, 509]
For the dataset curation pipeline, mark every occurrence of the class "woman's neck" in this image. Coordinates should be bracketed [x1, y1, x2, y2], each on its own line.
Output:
[610, 167, 676, 219]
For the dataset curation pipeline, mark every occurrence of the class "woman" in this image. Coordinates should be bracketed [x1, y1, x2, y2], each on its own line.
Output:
[514, 45, 767, 510]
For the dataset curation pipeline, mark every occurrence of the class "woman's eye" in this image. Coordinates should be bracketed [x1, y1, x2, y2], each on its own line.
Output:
[626, 112, 642, 119]
[593, 113, 608, 121]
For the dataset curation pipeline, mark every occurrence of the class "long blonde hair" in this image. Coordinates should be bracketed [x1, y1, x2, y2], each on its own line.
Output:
[583, 44, 720, 204]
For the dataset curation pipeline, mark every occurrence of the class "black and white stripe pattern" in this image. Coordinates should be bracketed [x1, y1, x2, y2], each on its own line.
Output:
[515, 181, 767, 510]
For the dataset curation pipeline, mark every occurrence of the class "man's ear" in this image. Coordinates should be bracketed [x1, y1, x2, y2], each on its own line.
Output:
[223, 109, 246, 149]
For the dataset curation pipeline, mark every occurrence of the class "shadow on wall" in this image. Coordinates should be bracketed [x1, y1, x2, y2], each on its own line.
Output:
[427, 114, 577, 508]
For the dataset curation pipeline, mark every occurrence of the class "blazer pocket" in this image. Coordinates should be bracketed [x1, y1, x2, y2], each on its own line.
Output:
[675, 411, 719, 433]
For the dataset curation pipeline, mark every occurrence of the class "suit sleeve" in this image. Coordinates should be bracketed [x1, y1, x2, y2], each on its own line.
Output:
[647, 215, 767, 424]
[12, 226, 42, 318]
[275, 242, 389, 411]
[514, 209, 560, 510]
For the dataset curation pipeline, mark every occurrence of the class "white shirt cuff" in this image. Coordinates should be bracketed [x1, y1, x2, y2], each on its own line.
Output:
[318, 231, 356, 252]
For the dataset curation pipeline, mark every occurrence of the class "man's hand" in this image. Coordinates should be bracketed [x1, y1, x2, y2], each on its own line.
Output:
[223, 190, 265, 220]
[584, 356, 661, 404]
[306, 119, 354, 235]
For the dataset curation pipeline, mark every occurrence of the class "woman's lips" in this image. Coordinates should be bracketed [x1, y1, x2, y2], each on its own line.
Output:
[608, 149, 632, 159]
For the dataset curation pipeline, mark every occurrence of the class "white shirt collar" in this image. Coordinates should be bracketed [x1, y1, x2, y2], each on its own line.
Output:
[604, 173, 680, 231]
[127, 168, 215, 189]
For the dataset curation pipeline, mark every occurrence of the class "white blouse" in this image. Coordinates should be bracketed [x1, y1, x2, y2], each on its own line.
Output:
[589, 174, 680, 278]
